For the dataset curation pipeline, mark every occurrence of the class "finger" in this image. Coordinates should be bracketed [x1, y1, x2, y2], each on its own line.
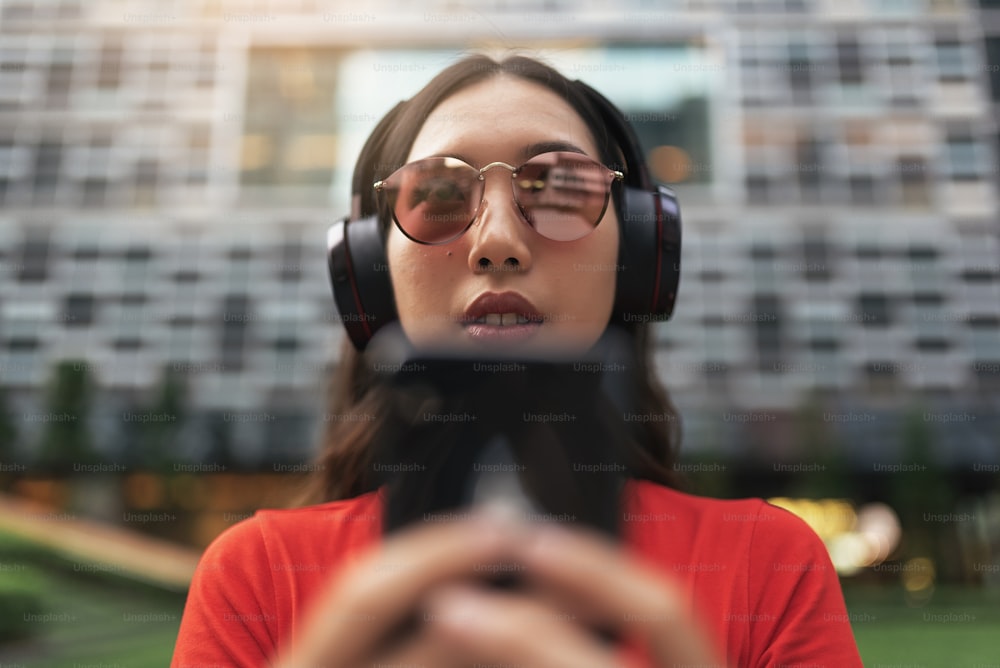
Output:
[287, 508, 524, 667]
[371, 623, 469, 668]
[516, 524, 726, 667]
[423, 583, 621, 668]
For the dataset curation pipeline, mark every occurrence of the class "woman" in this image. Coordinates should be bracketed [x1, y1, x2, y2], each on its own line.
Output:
[172, 54, 863, 667]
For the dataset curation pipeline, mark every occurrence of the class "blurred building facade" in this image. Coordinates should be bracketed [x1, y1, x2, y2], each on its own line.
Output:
[1, 0, 998, 470]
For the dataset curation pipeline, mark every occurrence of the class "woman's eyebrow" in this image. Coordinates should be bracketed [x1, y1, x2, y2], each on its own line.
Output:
[424, 141, 589, 166]
[519, 141, 588, 160]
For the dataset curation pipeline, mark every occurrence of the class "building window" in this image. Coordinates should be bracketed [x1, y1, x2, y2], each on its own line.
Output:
[915, 338, 951, 352]
[699, 269, 726, 282]
[32, 140, 62, 202]
[82, 178, 107, 207]
[836, 37, 864, 85]
[134, 158, 158, 206]
[934, 39, 969, 83]
[945, 132, 986, 181]
[857, 293, 893, 327]
[45, 60, 73, 109]
[72, 245, 100, 261]
[7, 336, 39, 352]
[795, 137, 824, 202]
[985, 37, 1000, 102]
[745, 173, 770, 204]
[912, 292, 943, 306]
[185, 126, 211, 188]
[750, 243, 777, 261]
[63, 294, 95, 327]
[786, 41, 813, 104]
[240, 48, 341, 192]
[18, 236, 51, 282]
[752, 294, 784, 371]
[123, 245, 154, 283]
[968, 316, 1000, 360]
[196, 40, 217, 88]
[278, 239, 303, 282]
[855, 243, 881, 260]
[113, 337, 143, 351]
[864, 361, 900, 394]
[898, 155, 930, 206]
[802, 232, 831, 281]
[750, 243, 779, 291]
[849, 174, 877, 205]
[0, 137, 22, 204]
[123, 246, 153, 262]
[172, 269, 199, 283]
[960, 268, 996, 283]
[809, 337, 839, 351]
[274, 336, 299, 353]
[97, 36, 122, 89]
[702, 360, 730, 382]
[219, 294, 250, 372]
[907, 245, 938, 261]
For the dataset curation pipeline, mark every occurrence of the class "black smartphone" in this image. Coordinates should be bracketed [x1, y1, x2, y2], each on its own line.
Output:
[366, 326, 640, 541]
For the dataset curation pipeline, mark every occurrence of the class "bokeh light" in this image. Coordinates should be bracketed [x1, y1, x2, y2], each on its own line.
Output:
[648, 145, 691, 183]
[769, 498, 902, 575]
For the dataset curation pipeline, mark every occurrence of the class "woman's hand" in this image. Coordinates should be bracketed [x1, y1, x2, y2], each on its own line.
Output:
[277, 508, 726, 668]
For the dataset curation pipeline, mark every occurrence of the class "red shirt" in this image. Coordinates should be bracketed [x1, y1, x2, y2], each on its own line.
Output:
[172, 480, 863, 667]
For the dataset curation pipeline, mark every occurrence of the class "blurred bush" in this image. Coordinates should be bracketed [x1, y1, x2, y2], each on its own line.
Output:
[0, 534, 46, 642]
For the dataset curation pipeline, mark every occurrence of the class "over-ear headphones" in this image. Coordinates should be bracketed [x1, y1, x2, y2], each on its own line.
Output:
[327, 84, 681, 351]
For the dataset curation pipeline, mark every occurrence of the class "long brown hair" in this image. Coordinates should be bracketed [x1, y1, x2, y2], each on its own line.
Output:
[300, 54, 684, 504]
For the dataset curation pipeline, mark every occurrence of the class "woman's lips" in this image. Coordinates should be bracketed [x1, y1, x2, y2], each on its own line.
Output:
[462, 291, 544, 344]
[463, 320, 543, 344]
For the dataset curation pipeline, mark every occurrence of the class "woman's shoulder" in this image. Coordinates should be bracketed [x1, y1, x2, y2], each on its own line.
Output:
[198, 490, 383, 568]
[626, 478, 791, 518]
[175, 491, 385, 664]
[624, 479, 822, 552]
[252, 489, 384, 531]
[624, 481, 855, 664]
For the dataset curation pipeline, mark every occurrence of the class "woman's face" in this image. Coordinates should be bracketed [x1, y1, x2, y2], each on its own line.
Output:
[386, 75, 620, 356]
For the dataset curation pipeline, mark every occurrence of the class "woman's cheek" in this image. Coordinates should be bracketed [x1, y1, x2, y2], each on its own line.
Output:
[391, 249, 456, 344]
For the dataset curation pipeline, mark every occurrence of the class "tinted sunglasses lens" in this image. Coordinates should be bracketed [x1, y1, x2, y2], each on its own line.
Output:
[515, 153, 612, 241]
[384, 158, 478, 244]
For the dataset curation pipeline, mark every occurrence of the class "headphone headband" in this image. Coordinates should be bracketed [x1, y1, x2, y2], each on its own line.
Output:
[570, 80, 652, 192]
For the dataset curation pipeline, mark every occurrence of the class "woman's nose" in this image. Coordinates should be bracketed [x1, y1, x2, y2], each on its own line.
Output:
[466, 176, 534, 273]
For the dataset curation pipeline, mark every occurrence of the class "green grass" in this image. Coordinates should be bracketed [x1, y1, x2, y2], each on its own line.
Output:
[844, 583, 1000, 668]
[0, 531, 186, 668]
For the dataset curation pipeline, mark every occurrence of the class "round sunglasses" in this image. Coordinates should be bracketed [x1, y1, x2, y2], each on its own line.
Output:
[373, 151, 624, 245]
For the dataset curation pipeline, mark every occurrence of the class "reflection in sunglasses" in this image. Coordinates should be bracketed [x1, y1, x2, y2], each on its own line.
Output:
[376, 151, 622, 244]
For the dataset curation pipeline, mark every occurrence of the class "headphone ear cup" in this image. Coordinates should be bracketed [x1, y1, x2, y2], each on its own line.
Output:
[614, 185, 682, 323]
[327, 216, 398, 350]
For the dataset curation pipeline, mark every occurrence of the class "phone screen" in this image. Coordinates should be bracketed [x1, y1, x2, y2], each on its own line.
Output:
[367, 327, 639, 540]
